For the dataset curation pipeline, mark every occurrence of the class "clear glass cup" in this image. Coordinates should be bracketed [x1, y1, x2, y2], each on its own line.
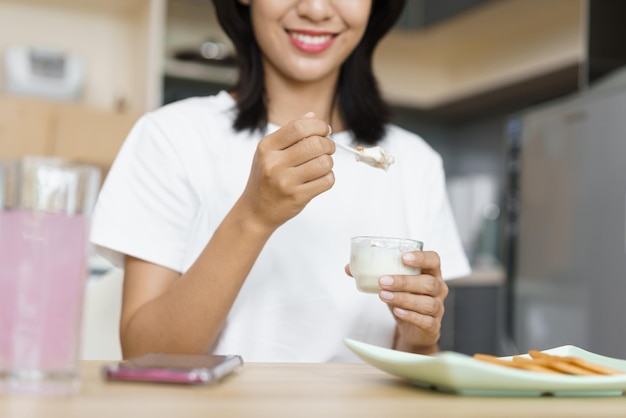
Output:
[0, 156, 101, 395]
[350, 236, 423, 293]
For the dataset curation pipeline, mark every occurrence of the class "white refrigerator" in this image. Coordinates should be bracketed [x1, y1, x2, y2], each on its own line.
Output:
[505, 68, 626, 358]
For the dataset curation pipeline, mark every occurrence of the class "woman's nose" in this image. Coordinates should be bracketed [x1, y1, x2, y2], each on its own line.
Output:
[296, 0, 334, 21]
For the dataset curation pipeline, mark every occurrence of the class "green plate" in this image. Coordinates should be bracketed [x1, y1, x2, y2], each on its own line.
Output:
[344, 338, 626, 396]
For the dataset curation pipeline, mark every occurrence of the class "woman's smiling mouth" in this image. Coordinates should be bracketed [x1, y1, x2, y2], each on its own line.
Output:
[287, 30, 337, 53]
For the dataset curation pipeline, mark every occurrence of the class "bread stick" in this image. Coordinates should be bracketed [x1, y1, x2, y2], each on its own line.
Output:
[473, 350, 624, 376]
[473, 353, 559, 374]
[568, 357, 624, 376]
[509, 356, 563, 374]
[519, 355, 594, 376]
[529, 350, 623, 376]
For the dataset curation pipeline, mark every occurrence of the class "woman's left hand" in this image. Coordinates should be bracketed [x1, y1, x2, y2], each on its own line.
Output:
[378, 250, 448, 354]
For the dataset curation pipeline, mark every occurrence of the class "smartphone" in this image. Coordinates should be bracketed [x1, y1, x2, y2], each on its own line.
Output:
[102, 353, 243, 385]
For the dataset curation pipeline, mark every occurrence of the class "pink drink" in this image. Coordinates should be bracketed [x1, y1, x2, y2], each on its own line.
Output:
[0, 209, 89, 394]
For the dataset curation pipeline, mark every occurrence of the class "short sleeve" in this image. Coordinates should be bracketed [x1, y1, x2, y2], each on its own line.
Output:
[90, 114, 198, 272]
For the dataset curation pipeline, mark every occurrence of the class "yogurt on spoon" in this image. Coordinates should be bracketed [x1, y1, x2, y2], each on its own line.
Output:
[327, 126, 395, 171]
[352, 145, 395, 171]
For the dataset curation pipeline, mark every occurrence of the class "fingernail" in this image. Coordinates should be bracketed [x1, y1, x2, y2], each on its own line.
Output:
[327, 125, 333, 136]
[394, 307, 407, 316]
[303, 112, 315, 118]
[402, 252, 416, 263]
[380, 276, 393, 286]
[380, 290, 394, 301]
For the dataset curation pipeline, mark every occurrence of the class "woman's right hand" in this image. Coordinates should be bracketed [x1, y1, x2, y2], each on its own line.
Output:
[237, 112, 336, 231]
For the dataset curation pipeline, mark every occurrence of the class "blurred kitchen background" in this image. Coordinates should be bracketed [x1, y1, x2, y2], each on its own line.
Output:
[1, 0, 626, 359]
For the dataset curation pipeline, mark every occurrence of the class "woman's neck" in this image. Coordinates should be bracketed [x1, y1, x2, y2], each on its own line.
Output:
[264, 71, 344, 132]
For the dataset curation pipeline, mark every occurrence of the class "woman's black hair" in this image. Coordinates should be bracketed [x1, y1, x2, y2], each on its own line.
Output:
[213, 0, 407, 145]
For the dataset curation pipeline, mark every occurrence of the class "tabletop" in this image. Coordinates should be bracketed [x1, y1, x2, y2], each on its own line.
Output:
[2, 361, 626, 418]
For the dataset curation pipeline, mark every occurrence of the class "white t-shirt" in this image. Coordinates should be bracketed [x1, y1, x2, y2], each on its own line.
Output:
[90, 91, 470, 362]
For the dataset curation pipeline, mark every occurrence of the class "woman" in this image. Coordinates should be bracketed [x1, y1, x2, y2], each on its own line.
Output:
[90, 0, 470, 362]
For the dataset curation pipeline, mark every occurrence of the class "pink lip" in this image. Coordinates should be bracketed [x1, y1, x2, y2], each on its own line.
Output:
[287, 30, 337, 53]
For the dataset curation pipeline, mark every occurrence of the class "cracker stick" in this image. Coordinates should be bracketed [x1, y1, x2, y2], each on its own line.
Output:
[473, 354, 521, 369]
[526, 351, 592, 375]
[528, 350, 590, 375]
[568, 357, 624, 376]
[529, 350, 623, 376]
[475, 350, 625, 376]
[473, 354, 559, 374]
[510, 356, 564, 374]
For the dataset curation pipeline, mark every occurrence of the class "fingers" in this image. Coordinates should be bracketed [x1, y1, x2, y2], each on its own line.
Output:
[285, 135, 336, 168]
[378, 268, 448, 320]
[380, 289, 444, 317]
[379, 264, 445, 297]
[295, 167, 336, 200]
[380, 286, 445, 344]
[257, 113, 335, 178]
[378, 250, 447, 344]
[270, 113, 334, 151]
[401, 250, 441, 274]
[393, 305, 442, 337]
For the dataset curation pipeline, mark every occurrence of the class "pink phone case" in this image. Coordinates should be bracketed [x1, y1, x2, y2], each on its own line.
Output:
[103, 353, 243, 385]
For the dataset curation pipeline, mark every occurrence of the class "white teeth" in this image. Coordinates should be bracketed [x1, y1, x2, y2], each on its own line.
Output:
[290, 32, 332, 45]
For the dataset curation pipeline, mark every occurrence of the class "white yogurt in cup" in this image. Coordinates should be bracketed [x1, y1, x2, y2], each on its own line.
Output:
[350, 236, 423, 293]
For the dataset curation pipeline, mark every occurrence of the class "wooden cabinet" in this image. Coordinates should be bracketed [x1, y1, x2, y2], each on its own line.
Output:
[374, 0, 584, 117]
[0, 95, 53, 157]
[0, 94, 140, 172]
[51, 104, 141, 170]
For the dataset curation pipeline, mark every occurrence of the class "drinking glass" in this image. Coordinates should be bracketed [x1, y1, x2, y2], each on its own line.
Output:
[0, 156, 101, 395]
[350, 236, 423, 293]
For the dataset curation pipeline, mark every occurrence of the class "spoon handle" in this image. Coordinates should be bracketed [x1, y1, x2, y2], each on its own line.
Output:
[329, 136, 361, 156]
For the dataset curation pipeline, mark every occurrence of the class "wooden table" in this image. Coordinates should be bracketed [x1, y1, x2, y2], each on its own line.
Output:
[1, 362, 626, 418]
